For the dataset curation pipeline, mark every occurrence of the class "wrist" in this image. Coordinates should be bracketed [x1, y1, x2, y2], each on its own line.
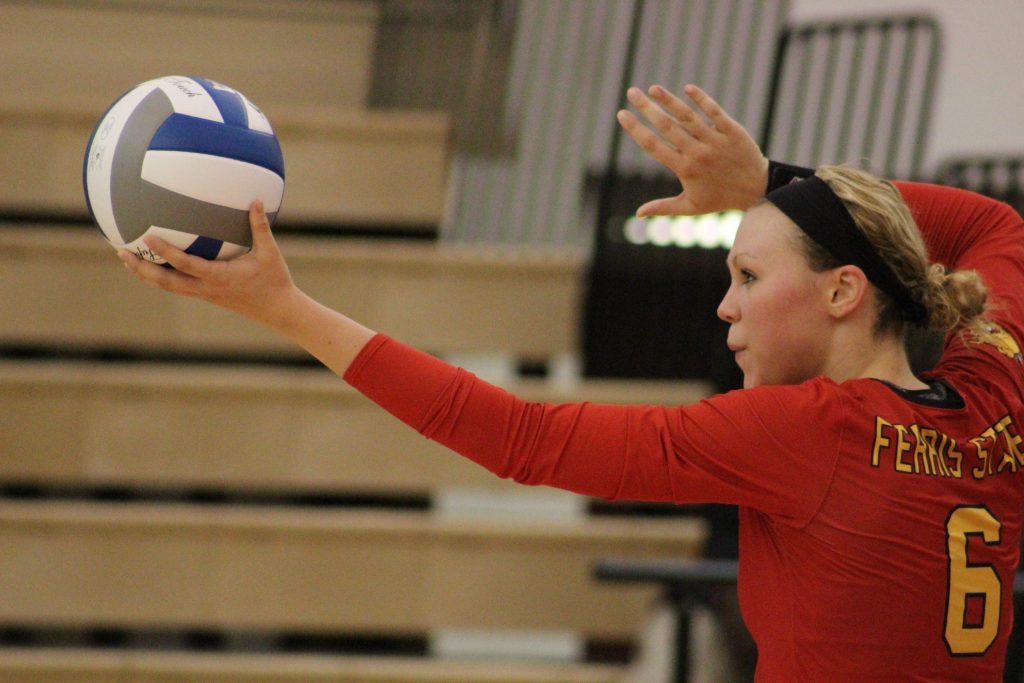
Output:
[272, 289, 377, 377]
[249, 282, 311, 333]
[765, 160, 816, 194]
[746, 156, 770, 209]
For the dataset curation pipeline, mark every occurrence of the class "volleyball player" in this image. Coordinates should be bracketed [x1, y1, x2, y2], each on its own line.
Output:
[120, 85, 1024, 681]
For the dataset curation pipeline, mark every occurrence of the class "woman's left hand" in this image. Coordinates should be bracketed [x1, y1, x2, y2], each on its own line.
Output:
[617, 84, 769, 216]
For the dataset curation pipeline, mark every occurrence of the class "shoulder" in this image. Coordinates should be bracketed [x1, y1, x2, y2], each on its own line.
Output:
[718, 375, 845, 404]
[698, 376, 850, 431]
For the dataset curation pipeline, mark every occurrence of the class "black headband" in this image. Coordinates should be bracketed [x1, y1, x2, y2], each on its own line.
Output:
[765, 175, 927, 324]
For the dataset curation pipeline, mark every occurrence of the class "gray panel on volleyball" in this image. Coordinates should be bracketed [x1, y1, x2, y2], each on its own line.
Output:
[110, 88, 274, 248]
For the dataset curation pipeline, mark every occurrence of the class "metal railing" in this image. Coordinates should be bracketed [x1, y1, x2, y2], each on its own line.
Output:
[762, 14, 942, 179]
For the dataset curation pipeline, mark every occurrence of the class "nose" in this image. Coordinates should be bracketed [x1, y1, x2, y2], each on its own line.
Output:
[717, 284, 739, 323]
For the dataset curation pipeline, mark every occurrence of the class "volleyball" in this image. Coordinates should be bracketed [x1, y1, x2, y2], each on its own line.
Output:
[83, 76, 285, 263]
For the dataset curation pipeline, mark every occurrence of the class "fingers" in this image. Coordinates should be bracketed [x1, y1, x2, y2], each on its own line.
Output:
[626, 86, 705, 148]
[626, 86, 682, 140]
[142, 235, 212, 279]
[616, 108, 690, 174]
[636, 195, 696, 218]
[678, 84, 736, 133]
[643, 84, 715, 140]
[249, 200, 273, 248]
[118, 249, 201, 297]
[246, 201, 280, 260]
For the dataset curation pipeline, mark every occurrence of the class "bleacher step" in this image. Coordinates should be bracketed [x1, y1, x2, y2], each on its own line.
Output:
[0, 648, 627, 683]
[0, 225, 583, 358]
[0, 1, 381, 113]
[0, 102, 449, 227]
[0, 359, 710, 495]
[1, 0, 453, 227]
[0, 501, 704, 639]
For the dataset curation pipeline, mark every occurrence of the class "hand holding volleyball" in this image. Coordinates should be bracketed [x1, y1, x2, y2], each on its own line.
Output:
[119, 201, 303, 328]
[84, 75, 285, 263]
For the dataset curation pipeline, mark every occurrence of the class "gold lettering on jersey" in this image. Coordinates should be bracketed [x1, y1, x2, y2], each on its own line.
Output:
[971, 428, 996, 479]
[872, 417, 892, 467]
[869, 415, 1019, 480]
[943, 432, 963, 479]
[894, 424, 913, 473]
[910, 424, 935, 475]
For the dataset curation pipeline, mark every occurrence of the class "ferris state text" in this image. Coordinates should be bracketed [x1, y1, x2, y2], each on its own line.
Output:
[872, 415, 1024, 480]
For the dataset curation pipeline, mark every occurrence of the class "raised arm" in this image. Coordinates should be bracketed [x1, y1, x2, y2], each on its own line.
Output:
[894, 181, 1024, 341]
[622, 84, 1024, 342]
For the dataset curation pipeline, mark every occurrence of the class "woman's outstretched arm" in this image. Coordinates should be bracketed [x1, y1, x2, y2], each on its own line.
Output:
[119, 201, 376, 378]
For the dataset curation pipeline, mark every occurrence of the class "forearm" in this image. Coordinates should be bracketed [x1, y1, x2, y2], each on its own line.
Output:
[269, 286, 377, 379]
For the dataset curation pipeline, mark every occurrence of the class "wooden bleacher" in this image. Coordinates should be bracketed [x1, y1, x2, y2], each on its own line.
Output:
[0, 225, 582, 358]
[0, 0, 448, 228]
[0, 2, 713, 681]
[0, 360, 709, 494]
[0, 501, 703, 638]
[0, 649, 627, 683]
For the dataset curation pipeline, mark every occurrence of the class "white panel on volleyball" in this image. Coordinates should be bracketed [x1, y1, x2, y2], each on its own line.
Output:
[155, 76, 224, 122]
[141, 151, 284, 213]
[242, 99, 274, 135]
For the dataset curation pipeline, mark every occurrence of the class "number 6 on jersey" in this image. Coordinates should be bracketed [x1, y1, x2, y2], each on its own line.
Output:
[945, 505, 1002, 655]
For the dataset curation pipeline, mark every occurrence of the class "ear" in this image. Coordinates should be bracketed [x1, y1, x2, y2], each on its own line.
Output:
[826, 265, 870, 320]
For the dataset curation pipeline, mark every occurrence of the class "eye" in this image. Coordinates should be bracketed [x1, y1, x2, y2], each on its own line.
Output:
[740, 268, 756, 284]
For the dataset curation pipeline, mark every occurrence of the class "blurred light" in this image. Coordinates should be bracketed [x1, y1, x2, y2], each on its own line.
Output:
[670, 216, 696, 247]
[647, 216, 674, 247]
[694, 213, 721, 248]
[623, 216, 648, 245]
[619, 211, 743, 249]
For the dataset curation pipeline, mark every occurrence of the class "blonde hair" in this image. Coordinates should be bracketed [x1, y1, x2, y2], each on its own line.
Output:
[796, 165, 988, 338]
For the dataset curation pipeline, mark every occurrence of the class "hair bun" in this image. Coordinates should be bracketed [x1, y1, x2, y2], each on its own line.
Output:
[922, 264, 987, 331]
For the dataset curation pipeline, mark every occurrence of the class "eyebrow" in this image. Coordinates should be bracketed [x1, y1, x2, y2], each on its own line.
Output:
[726, 251, 757, 267]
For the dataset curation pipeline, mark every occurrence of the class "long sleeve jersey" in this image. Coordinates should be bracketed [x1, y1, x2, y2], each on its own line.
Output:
[344, 181, 1024, 682]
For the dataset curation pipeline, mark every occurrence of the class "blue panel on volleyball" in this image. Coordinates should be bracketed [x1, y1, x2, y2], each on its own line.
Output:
[194, 77, 249, 128]
[148, 114, 285, 178]
[185, 235, 224, 260]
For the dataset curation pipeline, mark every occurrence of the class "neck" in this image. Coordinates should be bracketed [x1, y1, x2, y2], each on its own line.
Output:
[824, 328, 927, 390]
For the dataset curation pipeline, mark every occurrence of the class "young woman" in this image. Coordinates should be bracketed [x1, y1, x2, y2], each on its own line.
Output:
[120, 86, 1024, 682]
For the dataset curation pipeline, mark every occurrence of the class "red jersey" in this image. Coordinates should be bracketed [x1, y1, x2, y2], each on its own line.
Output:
[344, 182, 1024, 682]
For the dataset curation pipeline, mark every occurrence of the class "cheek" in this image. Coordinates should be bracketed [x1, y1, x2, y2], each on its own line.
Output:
[763, 278, 822, 327]
[745, 281, 816, 331]
[742, 283, 826, 382]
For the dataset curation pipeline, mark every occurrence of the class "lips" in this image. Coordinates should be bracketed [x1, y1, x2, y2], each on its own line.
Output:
[728, 343, 747, 368]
